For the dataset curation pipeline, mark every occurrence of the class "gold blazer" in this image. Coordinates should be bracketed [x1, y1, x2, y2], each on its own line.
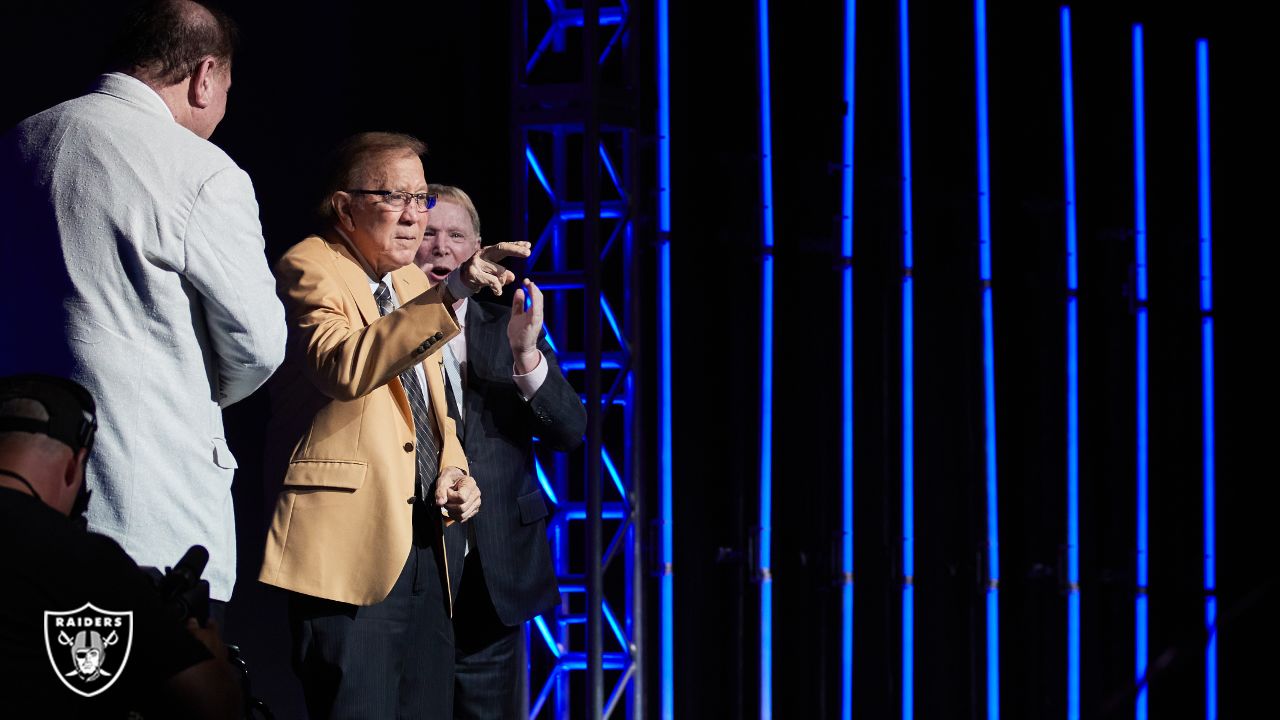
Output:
[259, 233, 468, 607]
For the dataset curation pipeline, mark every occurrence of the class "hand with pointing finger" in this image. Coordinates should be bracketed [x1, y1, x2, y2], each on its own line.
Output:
[457, 241, 531, 297]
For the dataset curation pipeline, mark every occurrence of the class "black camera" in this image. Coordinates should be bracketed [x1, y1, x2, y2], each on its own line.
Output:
[142, 545, 211, 627]
[141, 546, 274, 718]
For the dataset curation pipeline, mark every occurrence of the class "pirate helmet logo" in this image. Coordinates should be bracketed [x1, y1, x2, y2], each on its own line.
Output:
[44, 603, 133, 697]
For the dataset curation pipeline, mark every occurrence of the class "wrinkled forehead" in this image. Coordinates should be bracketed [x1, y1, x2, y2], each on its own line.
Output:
[350, 150, 426, 190]
[428, 200, 480, 237]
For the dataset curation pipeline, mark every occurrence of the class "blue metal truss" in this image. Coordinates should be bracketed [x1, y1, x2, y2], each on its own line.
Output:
[512, 2, 643, 717]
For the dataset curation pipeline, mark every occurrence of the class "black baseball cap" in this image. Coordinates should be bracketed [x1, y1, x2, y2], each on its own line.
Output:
[0, 374, 97, 453]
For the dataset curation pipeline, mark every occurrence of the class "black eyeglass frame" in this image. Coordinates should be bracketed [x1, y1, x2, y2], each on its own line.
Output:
[346, 189, 438, 211]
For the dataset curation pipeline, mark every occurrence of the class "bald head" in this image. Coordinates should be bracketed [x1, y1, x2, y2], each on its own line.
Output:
[0, 398, 88, 515]
[0, 400, 68, 458]
[108, 0, 238, 86]
[103, 1, 239, 138]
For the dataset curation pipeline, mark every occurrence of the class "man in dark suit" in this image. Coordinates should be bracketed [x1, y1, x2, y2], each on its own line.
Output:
[416, 185, 586, 718]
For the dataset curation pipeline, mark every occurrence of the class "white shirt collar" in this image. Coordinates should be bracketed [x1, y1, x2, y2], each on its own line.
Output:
[454, 297, 468, 327]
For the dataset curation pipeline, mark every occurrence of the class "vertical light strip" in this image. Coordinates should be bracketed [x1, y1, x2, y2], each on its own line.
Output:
[1060, 8, 1081, 720]
[1132, 23, 1150, 720]
[757, 0, 776, 717]
[840, 1, 857, 717]
[975, 1, 1000, 718]
[1196, 38, 1216, 720]
[899, 1, 915, 718]
[656, 0, 675, 717]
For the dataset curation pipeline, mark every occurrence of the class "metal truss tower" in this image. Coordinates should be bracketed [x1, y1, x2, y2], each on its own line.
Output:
[510, 2, 645, 718]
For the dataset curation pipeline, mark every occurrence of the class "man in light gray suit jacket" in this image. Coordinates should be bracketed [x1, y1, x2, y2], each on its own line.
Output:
[0, 0, 285, 610]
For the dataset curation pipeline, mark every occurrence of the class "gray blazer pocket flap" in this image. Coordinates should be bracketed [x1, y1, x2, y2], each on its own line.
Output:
[212, 437, 239, 469]
[283, 460, 368, 491]
[518, 488, 550, 525]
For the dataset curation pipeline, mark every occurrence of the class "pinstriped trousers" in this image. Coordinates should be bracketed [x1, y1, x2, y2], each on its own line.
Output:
[289, 502, 454, 719]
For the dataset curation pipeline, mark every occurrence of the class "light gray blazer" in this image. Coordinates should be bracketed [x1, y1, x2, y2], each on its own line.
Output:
[0, 73, 285, 599]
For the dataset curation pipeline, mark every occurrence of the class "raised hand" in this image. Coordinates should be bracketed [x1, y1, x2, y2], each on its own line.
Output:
[508, 279, 544, 375]
[458, 241, 531, 297]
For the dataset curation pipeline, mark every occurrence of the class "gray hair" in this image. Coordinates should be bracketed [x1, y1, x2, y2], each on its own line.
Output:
[426, 184, 482, 237]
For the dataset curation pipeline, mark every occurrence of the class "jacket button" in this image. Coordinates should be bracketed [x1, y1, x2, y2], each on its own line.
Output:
[407, 497, 416, 504]
[434, 331, 444, 340]
[403, 442, 414, 452]
[417, 343, 428, 353]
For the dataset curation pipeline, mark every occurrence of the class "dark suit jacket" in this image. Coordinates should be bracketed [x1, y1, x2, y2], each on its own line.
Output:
[442, 297, 586, 625]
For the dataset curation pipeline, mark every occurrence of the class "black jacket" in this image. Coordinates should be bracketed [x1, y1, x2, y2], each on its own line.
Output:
[442, 297, 586, 625]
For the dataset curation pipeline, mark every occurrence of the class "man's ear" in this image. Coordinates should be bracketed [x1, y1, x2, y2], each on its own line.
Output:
[64, 448, 88, 493]
[332, 193, 357, 232]
[188, 56, 219, 109]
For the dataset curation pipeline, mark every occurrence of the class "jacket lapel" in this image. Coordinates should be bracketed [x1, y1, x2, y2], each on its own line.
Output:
[390, 265, 426, 310]
[327, 235, 414, 428]
[463, 300, 500, 445]
[328, 234, 381, 327]
[390, 266, 440, 433]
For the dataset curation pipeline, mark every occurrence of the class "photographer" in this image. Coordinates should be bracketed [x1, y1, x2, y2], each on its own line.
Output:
[0, 374, 240, 719]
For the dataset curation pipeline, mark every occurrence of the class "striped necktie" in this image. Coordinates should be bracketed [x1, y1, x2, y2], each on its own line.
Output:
[374, 283, 438, 501]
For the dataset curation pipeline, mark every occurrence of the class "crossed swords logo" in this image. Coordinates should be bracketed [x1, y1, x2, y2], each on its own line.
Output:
[44, 604, 134, 698]
[56, 628, 120, 681]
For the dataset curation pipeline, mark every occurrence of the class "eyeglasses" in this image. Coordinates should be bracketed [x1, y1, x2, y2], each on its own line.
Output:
[347, 189, 438, 212]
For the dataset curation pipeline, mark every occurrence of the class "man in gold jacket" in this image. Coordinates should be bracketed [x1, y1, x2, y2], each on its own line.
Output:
[259, 132, 529, 719]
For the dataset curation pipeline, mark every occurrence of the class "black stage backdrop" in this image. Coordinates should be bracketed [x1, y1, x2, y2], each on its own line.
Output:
[2, 1, 1272, 718]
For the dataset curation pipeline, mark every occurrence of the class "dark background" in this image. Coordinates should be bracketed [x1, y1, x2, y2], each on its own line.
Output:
[1, 0, 1271, 717]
